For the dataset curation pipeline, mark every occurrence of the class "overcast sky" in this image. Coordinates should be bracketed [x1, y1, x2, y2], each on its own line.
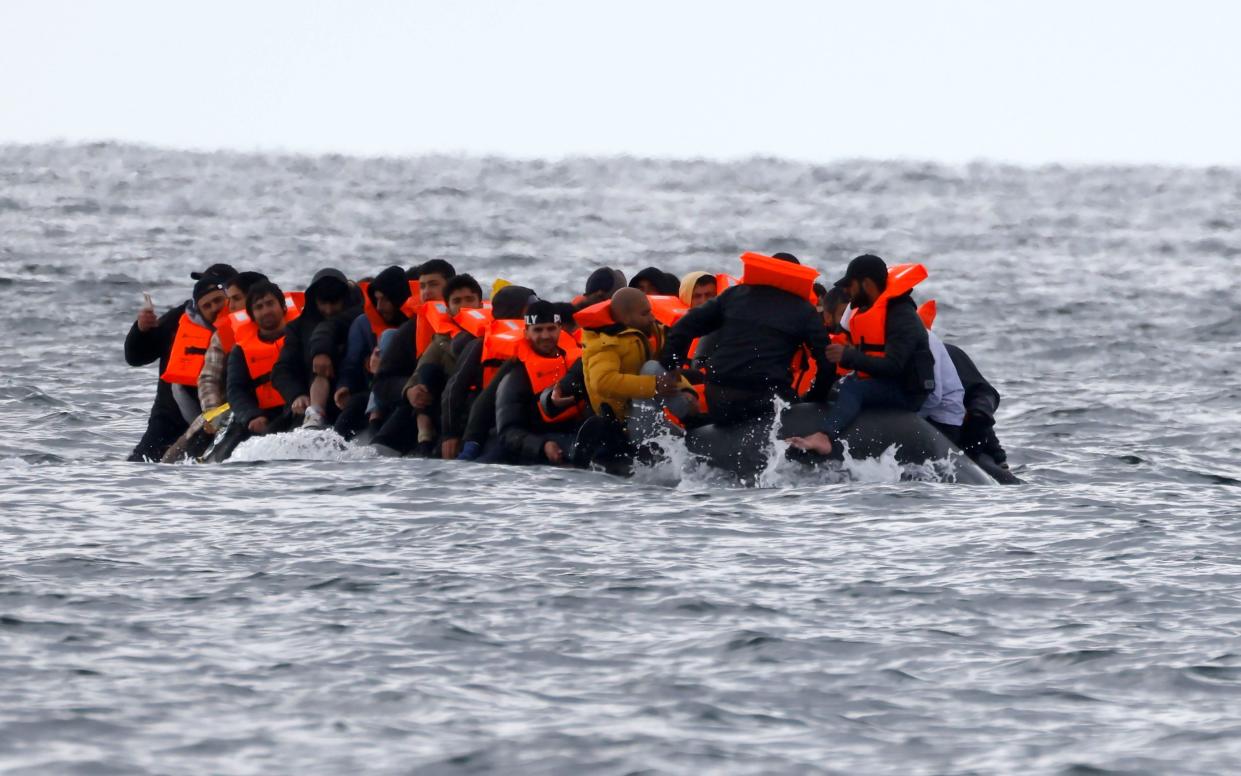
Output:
[3, 0, 1239, 166]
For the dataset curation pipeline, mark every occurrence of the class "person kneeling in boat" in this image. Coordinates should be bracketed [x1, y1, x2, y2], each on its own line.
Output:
[495, 300, 585, 465]
[787, 255, 935, 456]
[215, 281, 297, 456]
[664, 252, 831, 424]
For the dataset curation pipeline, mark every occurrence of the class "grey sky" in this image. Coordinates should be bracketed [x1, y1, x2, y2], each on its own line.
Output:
[3, 0, 1239, 165]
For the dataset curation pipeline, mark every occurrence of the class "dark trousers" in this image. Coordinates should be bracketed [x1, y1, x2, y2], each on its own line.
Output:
[821, 376, 922, 440]
[372, 404, 417, 454]
[705, 383, 793, 426]
[127, 410, 188, 462]
[333, 392, 371, 440]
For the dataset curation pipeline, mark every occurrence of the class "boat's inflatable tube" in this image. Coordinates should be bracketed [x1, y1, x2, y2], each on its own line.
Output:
[677, 403, 996, 484]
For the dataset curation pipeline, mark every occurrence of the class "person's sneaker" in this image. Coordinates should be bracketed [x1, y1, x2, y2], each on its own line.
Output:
[301, 406, 326, 429]
[414, 440, 434, 458]
[456, 441, 482, 461]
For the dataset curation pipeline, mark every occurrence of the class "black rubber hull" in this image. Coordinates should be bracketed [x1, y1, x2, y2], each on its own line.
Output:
[681, 403, 997, 484]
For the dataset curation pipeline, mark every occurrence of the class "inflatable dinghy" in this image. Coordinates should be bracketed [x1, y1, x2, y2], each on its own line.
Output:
[627, 401, 997, 484]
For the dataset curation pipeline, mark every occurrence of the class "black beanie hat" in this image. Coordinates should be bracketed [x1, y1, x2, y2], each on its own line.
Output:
[585, 267, 624, 296]
[190, 263, 238, 281]
[834, 254, 887, 289]
[192, 277, 226, 304]
[524, 299, 562, 326]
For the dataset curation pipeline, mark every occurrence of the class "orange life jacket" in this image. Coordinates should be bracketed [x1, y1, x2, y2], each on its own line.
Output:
[918, 299, 937, 329]
[218, 293, 302, 354]
[480, 320, 526, 387]
[576, 297, 684, 332]
[648, 295, 689, 327]
[791, 345, 816, 396]
[715, 273, 739, 292]
[235, 322, 288, 410]
[516, 339, 584, 424]
[454, 304, 493, 338]
[846, 262, 928, 379]
[160, 312, 215, 386]
[739, 252, 820, 302]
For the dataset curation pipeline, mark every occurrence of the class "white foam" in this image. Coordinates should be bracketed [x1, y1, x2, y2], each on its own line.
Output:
[227, 429, 378, 463]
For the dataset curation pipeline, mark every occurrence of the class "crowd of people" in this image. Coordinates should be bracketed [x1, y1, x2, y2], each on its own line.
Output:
[124, 252, 1012, 477]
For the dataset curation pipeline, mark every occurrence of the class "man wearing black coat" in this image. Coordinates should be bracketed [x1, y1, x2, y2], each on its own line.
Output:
[124, 272, 231, 461]
[664, 252, 830, 424]
[787, 254, 934, 456]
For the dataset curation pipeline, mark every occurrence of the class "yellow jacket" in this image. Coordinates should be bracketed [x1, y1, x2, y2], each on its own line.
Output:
[582, 323, 676, 421]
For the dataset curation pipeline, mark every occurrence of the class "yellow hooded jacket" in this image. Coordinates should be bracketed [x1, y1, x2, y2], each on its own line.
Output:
[581, 322, 677, 421]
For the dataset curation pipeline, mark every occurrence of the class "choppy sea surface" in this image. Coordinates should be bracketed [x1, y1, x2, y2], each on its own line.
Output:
[1, 142, 1239, 774]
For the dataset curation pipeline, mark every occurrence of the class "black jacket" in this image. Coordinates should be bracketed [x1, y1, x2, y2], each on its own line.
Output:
[945, 343, 1007, 464]
[665, 284, 829, 393]
[839, 293, 934, 397]
[495, 357, 582, 464]
[226, 336, 290, 426]
[125, 302, 202, 422]
[271, 268, 362, 404]
[370, 317, 419, 413]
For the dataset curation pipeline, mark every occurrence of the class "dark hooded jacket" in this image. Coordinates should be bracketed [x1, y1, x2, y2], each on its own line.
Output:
[439, 285, 533, 440]
[837, 292, 934, 398]
[630, 266, 680, 296]
[339, 266, 411, 394]
[664, 284, 830, 395]
[271, 268, 362, 404]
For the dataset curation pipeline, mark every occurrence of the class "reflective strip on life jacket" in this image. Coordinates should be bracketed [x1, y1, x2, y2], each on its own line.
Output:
[480, 320, 526, 387]
[160, 312, 214, 386]
[739, 252, 820, 302]
[846, 262, 928, 378]
[454, 305, 492, 339]
[235, 324, 287, 410]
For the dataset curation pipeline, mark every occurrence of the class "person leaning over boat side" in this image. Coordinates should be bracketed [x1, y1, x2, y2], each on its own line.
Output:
[333, 265, 412, 439]
[918, 328, 966, 442]
[787, 255, 935, 456]
[220, 280, 296, 447]
[198, 271, 268, 429]
[495, 300, 585, 465]
[663, 252, 831, 425]
[270, 268, 360, 429]
[125, 273, 230, 461]
[943, 342, 1014, 477]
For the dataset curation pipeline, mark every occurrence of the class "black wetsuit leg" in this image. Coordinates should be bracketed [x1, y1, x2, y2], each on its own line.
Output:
[333, 392, 371, 440]
[371, 404, 418, 455]
[704, 383, 782, 426]
[928, 420, 963, 446]
[127, 409, 189, 462]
